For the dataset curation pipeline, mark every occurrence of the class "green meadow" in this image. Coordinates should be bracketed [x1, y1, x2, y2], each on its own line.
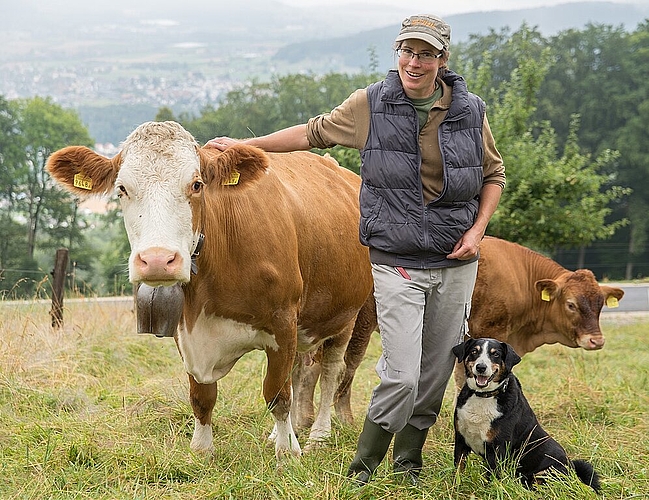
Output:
[0, 299, 647, 499]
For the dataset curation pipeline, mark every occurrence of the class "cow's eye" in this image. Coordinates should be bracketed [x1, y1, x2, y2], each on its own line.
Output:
[190, 180, 203, 194]
[116, 185, 128, 198]
[567, 301, 577, 312]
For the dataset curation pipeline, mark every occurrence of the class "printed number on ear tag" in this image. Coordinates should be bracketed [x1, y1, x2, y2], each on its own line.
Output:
[73, 173, 93, 190]
[541, 289, 551, 302]
[606, 296, 619, 308]
[222, 170, 240, 185]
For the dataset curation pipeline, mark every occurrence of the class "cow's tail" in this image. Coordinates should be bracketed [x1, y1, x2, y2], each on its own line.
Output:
[572, 459, 601, 492]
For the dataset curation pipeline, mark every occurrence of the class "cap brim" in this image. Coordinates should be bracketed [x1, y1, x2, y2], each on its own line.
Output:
[394, 32, 445, 50]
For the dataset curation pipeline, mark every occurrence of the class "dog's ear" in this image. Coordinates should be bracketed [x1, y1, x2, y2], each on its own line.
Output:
[452, 341, 467, 361]
[501, 342, 522, 370]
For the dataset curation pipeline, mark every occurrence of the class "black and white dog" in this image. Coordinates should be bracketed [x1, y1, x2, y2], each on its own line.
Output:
[452, 338, 601, 492]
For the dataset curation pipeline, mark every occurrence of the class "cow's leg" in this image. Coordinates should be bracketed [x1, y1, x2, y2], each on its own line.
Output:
[304, 329, 351, 450]
[264, 341, 301, 458]
[452, 361, 467, 396]
[334, 296, 377, 425]
[188, 374, 217, 454]
[291, 352, 321, 433]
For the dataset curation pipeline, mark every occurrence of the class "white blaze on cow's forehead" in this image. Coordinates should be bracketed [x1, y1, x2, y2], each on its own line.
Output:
[178, 309, 280, 385]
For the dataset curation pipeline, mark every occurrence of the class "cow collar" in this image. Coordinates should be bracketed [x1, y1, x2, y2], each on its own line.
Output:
[470, 377, 510, 398]
[190, 232, 205, 275]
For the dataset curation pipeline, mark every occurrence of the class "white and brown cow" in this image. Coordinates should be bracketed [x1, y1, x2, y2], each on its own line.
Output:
[46, 121, 374, 458]
[325, 236, 625, 424]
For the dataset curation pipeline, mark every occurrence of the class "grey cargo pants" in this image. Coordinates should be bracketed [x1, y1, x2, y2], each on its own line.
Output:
[367, 261, 478, 433]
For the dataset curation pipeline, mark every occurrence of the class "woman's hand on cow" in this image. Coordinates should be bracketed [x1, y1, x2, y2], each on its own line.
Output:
[205, 137, 240, 151]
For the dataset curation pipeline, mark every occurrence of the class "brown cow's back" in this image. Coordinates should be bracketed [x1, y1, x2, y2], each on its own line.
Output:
[469, 237, 565, 348]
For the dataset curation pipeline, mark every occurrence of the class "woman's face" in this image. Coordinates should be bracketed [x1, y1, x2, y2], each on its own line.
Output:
[397, 39, 444, 99]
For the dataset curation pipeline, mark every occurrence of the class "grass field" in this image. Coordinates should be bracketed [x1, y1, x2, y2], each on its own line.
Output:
[0, 299, 647, 499]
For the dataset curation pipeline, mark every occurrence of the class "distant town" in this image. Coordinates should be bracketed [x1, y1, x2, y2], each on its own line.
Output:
[2, 1, 646, 147]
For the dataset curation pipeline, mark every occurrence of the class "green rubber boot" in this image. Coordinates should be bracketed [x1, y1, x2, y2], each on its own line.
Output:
[347, 415, 394, 485]
[392, 424, 429, 486]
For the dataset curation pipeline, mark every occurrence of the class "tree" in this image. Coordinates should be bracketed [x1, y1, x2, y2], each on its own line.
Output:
[184, 71, 380, 148]
[12, 97, 95, 259]
[155, 106, 176, 122]
[0, 96, 24, 269]
[534, 22, 649, 277]
[615, 98, 649, 278]
[539, 24, 630, 154]
[0, 97, 95, 297]
[469, 31, 629, 252]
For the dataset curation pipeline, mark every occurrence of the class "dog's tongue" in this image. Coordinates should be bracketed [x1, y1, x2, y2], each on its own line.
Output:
[476, 375, 490, 387]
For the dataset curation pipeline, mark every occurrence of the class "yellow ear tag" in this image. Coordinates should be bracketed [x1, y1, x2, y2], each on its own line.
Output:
[606, 296, 619, 308]
[73, 173, 93, 190]
[541, 289, 551, 302]
[222, 170, 240, 186]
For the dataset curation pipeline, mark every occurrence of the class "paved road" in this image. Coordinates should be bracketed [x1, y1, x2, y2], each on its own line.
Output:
[2, 285, 648, 312]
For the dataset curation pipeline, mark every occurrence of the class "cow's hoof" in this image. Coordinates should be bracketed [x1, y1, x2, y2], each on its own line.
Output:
[190, 421, 214, 455]
[334, 410, 354, 426]
[190, 444, 215, 456]
[275, 446, 302, 461]
[303, 438, 325, 453]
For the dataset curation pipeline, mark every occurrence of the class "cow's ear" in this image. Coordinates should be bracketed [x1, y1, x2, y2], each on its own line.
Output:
[501, 342, 521, 370]
[601, 285, 624, 308]
[535, 279, 559, 302]
[198, 144, 269, 187]
[46, 146, 121, 197]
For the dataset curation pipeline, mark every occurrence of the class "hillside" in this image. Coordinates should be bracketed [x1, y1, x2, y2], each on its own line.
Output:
[1, 1, 646, 144]
[275, 2, 649, 73]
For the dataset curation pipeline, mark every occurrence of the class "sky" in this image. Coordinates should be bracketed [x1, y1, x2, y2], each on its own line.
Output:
[280, 0, 648, 17]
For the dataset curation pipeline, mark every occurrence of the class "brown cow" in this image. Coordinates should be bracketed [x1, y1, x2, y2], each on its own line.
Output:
[317, 236, 624, 425]
[470, 236, 624, 356]
[46, 121, 374, 458]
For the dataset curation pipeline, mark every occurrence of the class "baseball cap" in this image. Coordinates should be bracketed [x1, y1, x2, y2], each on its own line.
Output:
[394, 14, 451, 51]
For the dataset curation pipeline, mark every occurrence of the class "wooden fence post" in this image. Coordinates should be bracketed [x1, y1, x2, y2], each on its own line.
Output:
[50, 247, 69, 328]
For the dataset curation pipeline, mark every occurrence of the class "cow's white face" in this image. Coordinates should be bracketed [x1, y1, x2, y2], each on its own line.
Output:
[115, 122, 203, 286]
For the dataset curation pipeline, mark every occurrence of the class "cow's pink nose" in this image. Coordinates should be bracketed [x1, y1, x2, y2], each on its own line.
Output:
[134, 247, 183, 279]
[590, 336, 605, 348]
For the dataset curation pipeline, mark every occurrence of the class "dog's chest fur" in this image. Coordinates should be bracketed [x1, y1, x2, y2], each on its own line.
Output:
[456, 393, 502, 455]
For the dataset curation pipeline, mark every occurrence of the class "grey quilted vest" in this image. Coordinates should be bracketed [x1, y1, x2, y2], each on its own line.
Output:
[359, 70, 485, 268]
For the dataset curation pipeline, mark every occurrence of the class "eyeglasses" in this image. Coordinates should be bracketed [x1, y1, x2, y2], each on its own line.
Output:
[397, 48, 443, 63]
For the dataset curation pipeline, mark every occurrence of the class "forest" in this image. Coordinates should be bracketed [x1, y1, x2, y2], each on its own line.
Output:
[1, 21, 648, 299]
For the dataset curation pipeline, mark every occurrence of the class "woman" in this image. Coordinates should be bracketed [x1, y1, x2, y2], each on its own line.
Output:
[208, 14, 505, 486]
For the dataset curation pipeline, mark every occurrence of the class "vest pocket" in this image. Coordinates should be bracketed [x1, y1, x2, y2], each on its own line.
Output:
[359, 184, 384, 243]
[426, 201, 478, 254]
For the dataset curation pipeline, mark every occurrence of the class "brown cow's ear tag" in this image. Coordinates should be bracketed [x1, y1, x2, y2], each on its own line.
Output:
[73, 173, 93, 190]
[606, 296, 619, 308]
[541, 289, 551, 301]
[222, 170, 240, 186]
